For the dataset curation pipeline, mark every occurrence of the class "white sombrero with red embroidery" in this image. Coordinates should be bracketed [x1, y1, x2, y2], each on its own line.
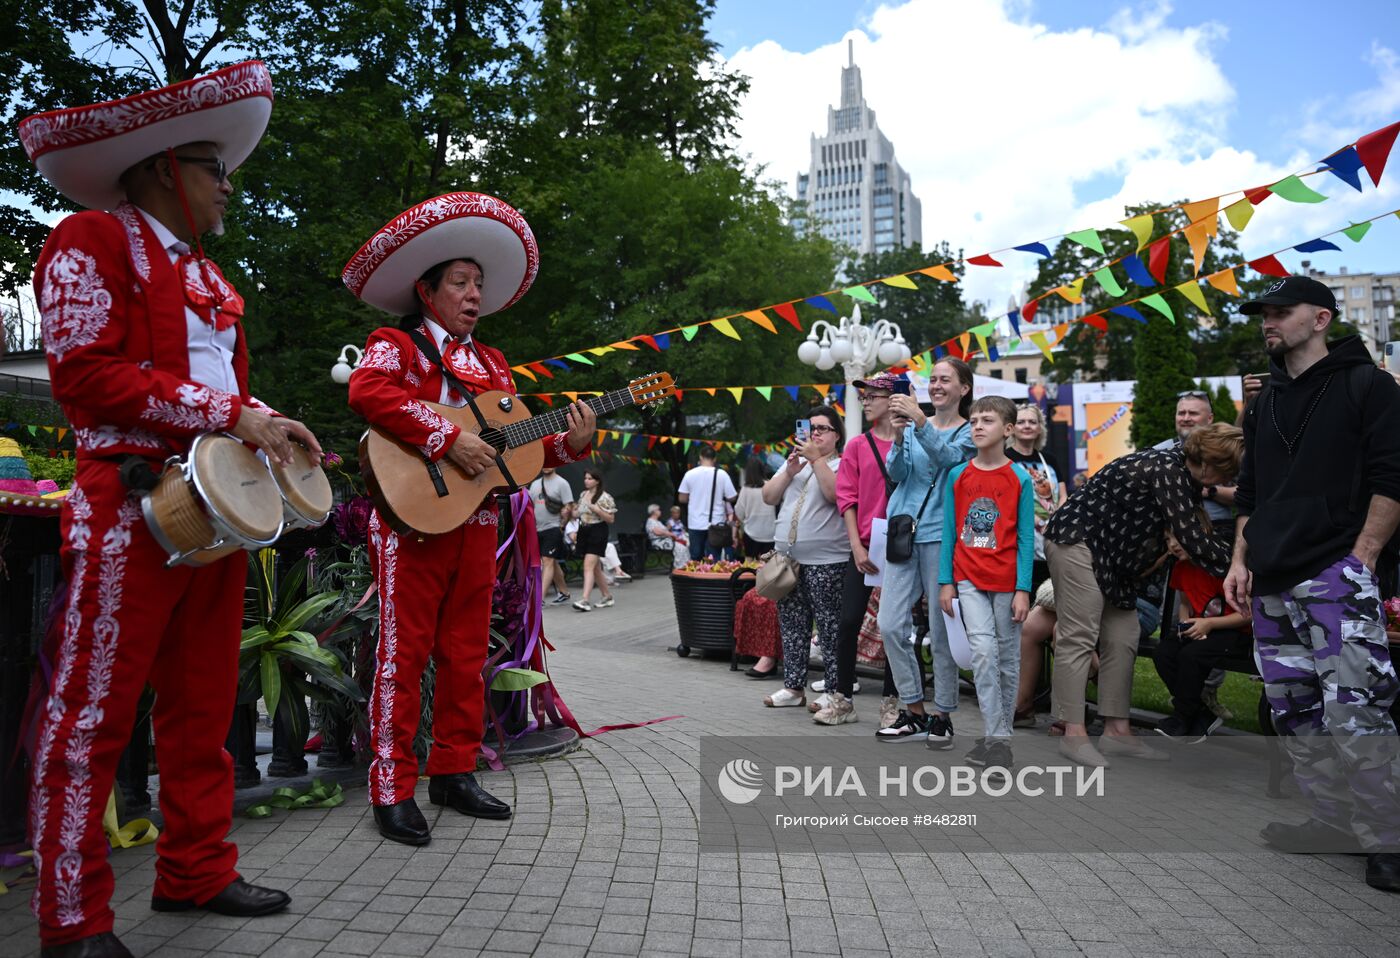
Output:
[19, 61, 273, 211]
[342, 192, 539, 317]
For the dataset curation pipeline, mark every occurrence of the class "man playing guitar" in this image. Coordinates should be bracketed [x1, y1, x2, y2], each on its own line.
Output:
[342, 193, 594, 845]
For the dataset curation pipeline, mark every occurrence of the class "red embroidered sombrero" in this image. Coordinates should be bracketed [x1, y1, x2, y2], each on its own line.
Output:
[19, 61, 273, 211]
[342, 192, 539, 317]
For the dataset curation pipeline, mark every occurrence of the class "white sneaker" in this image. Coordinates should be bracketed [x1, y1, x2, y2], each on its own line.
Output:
[807, 692, 830, 714]
[764, 688, 805, 708]
[596, 596, 615, 608]
[813, 692, 857, 726]
[572, 600, 592, 612]
[810, 678, 859, 694]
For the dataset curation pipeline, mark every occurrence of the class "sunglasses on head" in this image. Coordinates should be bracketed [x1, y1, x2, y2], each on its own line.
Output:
[1177, 390, 1210, 400]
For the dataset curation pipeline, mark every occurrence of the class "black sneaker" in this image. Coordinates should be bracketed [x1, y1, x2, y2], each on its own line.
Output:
[1184, 713, 1224, 744]
[963, 739, 990, 767]
[1154, 715, 1187, 739]
[875, 710, 929, 743]
[925, 713, 955, 751]
[551, 592, 571, 605]
[1260, 818, 1363, 854]
[985, 741, 1014, 772]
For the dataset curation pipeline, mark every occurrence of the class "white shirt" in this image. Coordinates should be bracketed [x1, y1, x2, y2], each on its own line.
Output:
[136, 207, 239, 396]
[423, 317, 487, 407]
[677, 465, 737, 530]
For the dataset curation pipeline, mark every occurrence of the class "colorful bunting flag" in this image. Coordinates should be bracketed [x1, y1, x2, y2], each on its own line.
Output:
[1109, 305, 1147, 323]
[564, 353, 594, 365]
[681, 326, 699, 341]
[1205, 269, 1240, 296]
[967, 253, 1002, 267]
[1064, 229, 1105, 255]
[919, 265, 958, 282]
[1248, 255, 1290, 278]
[1174, 280, 1211, 315]
[1321, 146, 1365, 192]
[1268, 174, 1328, 203]
[806, 295, 838, 313]
[844, 285, 878, 304]
[1184, 221, 1211, 274]
[1092, 267, 1126, 297]
[1122, 254, 1156, 288]
[1342, 221, 1373, 242]
[1120, 214, 1154, 251]
[743, 310, 776, 333]
[774, 302, 803, 331]
[727, 388, 743, 404]
[881, 275, 919, 289]
[1029, 332, 1053, 362]
[1147, 238, 1170, 284]
[1014, 242, 1052, 257]
[1294, 238, 1342, 253]
[1021, 299, 1040, 323]
[1357, 121, 1400, 187]
[1224, 198, 1255, 232]
[1140, 293, 1174, 324]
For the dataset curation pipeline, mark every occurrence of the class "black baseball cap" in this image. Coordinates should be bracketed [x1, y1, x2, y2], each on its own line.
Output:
[1239, 275, 1340, 316]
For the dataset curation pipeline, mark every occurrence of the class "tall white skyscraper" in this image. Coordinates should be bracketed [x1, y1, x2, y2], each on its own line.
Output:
[795, 40, 922, 256]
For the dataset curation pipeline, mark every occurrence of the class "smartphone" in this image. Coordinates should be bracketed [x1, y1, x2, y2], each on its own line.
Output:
[795, 419, 811, 443]
[890, 379, 911, 396]
[1385, 342, 1400, 369]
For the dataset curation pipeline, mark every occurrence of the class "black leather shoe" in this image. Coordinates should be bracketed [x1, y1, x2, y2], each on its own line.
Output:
[151, 878, 290, 916]
[1260, 818, 1362, 854]
[41, 932, 134, 958]
[373, 797, 432, 845]
[745, 665, 777, 679]
[429, 772, 511, 819]
[1367, 853, 1400, 892]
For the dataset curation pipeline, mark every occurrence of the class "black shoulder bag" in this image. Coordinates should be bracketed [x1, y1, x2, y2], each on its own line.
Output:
[705, 466, 731, 550]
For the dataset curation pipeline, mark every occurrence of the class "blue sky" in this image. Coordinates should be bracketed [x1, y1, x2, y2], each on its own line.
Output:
[712, 0, 1400, 306]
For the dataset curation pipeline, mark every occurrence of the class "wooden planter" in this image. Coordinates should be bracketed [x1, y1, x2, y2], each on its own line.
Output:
[671, 567, 755, 662]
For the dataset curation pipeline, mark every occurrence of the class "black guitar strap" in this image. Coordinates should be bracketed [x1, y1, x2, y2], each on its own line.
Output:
[407, 328, 520, 495]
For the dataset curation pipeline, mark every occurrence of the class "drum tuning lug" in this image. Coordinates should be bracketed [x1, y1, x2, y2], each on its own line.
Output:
[498, 396, 513, 412]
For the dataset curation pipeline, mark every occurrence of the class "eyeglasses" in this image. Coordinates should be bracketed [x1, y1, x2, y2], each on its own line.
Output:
[808, 424, 838, 435]
[1176, 390, 1210, 400]
[172, 155, 229, 183]
[859, 392, 890, 402]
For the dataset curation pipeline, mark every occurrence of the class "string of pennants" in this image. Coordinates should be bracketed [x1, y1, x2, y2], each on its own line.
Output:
[1, 422, 74, 458]
[525, 382, 847, 405]
[899, 205, 1400, 369]
[510, 119, 1400, 382]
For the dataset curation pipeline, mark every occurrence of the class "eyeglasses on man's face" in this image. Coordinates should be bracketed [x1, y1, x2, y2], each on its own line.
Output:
[173, 155, 229, 183]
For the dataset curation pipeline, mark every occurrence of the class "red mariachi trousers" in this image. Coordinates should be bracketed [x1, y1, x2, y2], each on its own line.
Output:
[367, 509, 495, 805]
[30, 460, 242, 946]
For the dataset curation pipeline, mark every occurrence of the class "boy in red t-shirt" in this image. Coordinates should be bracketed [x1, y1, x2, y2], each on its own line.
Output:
[1154, 528, 1251, 742]
[938, 396, 1036, 772]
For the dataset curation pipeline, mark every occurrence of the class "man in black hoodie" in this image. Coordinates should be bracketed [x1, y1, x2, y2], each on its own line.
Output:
[1225, 275, 1400, 892]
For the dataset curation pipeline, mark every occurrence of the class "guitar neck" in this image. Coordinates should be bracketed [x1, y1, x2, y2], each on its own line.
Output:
[500, 388, 636, 448]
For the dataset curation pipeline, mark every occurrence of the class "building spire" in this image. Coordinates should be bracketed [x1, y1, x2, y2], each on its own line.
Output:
[848, 38, 853, 67]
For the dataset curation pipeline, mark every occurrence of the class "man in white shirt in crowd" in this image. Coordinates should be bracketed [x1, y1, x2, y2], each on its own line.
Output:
[530, 467, 575, 604]
[677, 444, 738, 561]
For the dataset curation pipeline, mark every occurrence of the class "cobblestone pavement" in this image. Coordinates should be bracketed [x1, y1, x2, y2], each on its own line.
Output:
[4, 574, 1399, 957]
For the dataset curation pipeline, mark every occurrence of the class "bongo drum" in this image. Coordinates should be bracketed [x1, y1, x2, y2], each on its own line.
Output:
[269, 443, 332, 531]
[141, 433, 284, 567]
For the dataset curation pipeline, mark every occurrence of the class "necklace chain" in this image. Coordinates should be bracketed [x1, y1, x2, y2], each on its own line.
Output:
[1269, 373, 1333, 457]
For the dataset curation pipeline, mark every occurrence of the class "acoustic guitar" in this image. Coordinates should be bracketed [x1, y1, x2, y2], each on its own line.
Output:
[360, 372, 675, 535]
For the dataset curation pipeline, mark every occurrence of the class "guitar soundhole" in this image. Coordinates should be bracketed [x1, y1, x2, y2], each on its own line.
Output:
[479, 427, 507, 452]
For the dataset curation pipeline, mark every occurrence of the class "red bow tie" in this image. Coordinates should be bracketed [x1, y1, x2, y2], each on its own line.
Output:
[176, 253, 244, 331]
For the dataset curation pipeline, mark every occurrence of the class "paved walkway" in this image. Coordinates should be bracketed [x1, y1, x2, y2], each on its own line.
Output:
[4, 573, 1399, 957]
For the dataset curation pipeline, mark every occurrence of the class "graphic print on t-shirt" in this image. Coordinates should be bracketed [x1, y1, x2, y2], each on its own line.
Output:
[960, 497, 1000, 549]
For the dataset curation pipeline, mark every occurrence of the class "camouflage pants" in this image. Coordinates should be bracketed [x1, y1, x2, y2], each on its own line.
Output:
[1253, 553, 1400, 848]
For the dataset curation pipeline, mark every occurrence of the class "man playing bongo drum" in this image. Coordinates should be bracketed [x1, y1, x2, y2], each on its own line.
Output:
[343, 193, 593, 845]
[21, 62, 320, 957]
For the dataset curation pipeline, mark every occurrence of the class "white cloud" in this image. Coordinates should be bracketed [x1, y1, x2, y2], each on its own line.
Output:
[725, 0, 1400, 312]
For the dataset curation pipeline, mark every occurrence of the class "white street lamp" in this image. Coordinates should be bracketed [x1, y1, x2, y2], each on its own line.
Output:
[331, 344, 362, 384]
[796, 304, 910, 441]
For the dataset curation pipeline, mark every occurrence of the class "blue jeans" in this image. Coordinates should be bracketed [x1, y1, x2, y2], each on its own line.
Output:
[688, 529, 732, 562]
[878, 541, 959, 712]
[956, 583, 1021, 740]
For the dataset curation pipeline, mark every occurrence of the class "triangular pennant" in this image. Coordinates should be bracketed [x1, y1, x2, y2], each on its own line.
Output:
[918, 265, 958, 282]
[587, 347, 614, 356]
[1147, 238, 1170, 284]
[654, 333, 671, 349]
[1083, 315, 1109, 333]
[755, 386, 773, 400]
[530, 362, 555, 378]
[967, 253, 1002, 267]
[56, 427, 68, 442]
[1224, 198, 1254, 232]
[1014, 242, 1051, 257]
[744, 312, 778, 334]
[1245, 184, 1273, 205]
[1064, 229, 1104, 255]
[1205, 269, 1240, 297]
[712, 318, 742, 340]
[1092, 267, 1126, 297]
[1357, 121, 1400, 187]
[536, 394, 554, 406]
[1248, 255, 1290, 278]
[683, 440, 692, 454]
[703, 388, 717, 396]
[681, 326, 699, 341]
[1182, 198, 1219, 234]
[1053, 278, 1085, 304]
[1184, 221, 1211, 274]
[563, 353, 594, 366]
[1175, 280, 1211, 315]
[1268, 174, 1328, 203]
[1294, 238, 1342, 253]
[1342, 221, 1373, 242]
[1320, 146, 1365, 192]
[844, 285, 878, 304]
[805, 295, 839, 313]
[812, 384, 830, 398]
[881, 274, 919, 289]
[1120, 214, 1154, 251]
[959, 332, 971, 353]
[1140, 293, 1174, 324]
[774, 302, 803, 331]
[563, 392, 580, 402]
[637, 335, 660, 352]
[1122, 253, 1156, 288]
[974, 332, 990, 357]
[1053, 322, 1070, 341]
[784, 385, 799, 401]
[1029, 332, 1053, 362]
[1007, 308, 1021, 336]
[513, 365, 537, 382]
[609, 340, 641, 351]
[1108, 305, 1147, 323]
[1021, 299, 1040, 324]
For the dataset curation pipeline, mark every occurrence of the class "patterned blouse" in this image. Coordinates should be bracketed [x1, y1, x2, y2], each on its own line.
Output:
[1044, 447, 1231, 609]
[579, 491, 616, 526]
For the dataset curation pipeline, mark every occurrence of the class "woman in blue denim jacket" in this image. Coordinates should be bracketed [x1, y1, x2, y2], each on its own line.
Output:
[874, 358, 975, 745]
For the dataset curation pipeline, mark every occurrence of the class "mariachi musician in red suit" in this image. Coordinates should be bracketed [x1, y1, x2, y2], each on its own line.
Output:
[343, 193, 594, 845]
[19, 63, 321, 958]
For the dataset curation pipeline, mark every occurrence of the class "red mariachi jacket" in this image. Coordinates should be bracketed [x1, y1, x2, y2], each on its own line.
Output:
[348, 323, 587, 468]
[32, 203, 276, 460]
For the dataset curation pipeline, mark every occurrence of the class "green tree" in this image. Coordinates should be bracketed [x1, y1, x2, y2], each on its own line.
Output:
[1210, 382, 1238, 427]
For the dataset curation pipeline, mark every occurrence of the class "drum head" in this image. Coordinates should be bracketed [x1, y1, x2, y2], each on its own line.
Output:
[191, 435, 283, 541]
[270, 444, 333, 524]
